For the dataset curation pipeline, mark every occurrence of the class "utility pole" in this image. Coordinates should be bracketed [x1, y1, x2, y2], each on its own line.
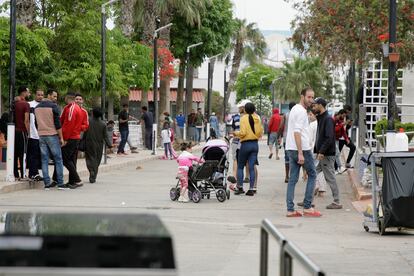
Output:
[388, 0, 397, 131]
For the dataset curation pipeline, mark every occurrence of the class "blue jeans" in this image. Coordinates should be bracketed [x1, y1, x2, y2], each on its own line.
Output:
[39, 135, 64, 186]
[195, 127, 202, 142]
[118, 129, 129, 153]
[237, 140, 258, 190]
[286, 150, 316, 212]
[164, 142, 173, 158]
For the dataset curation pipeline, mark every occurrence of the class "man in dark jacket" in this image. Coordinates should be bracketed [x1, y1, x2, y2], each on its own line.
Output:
[84, 108, 112, 183]
[312, 98, 342, 209]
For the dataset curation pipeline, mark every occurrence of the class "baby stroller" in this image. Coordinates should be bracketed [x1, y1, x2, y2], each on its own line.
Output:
[170, 137, 231, 203]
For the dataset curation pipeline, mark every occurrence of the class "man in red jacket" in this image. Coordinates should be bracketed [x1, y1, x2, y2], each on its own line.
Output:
[267, 108, 282, 160]
[60, 92, 84, 188]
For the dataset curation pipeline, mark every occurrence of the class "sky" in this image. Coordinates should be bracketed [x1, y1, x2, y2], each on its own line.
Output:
[0, 0, 297, 31]
[231, 0, 297, 31]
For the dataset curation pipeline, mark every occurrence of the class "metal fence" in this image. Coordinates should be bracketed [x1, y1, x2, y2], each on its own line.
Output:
[260, 219, 325, 276]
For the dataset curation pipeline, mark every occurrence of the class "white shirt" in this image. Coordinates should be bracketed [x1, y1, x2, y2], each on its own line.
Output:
[29, 100, 40, 139]
[161, 129, 171, 144]
[310, 120, 318, 150]
[286, 104, 312, 151]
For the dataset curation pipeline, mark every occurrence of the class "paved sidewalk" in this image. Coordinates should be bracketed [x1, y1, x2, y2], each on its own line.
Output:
[0, 145, 202, 194]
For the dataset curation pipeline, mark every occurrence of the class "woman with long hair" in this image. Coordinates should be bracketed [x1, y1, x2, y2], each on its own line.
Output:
[233, 103, 263, 196]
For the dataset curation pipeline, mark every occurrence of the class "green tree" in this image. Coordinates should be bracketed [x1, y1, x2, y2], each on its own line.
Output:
[234, 64, 280, 102]
[225, 19, 267, 105]
[276, 57, 333, 102]
[0, 18, 50, 108]
[247, 94, 272, 117]
[170, 0, 234, 116]
[290, 0, 414, 118]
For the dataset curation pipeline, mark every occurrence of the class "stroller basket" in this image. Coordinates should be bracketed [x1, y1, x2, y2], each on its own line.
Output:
[192, 160, 219, 181]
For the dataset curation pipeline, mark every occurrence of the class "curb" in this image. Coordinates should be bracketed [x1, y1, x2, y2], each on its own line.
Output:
[346, 169, 372, 201]
[0, 154, 162, 194]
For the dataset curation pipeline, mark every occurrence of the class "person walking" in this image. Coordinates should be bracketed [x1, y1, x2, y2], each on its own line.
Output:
[209, 112, 220, 138]
[339, 104, 356, 169]
[187, 109, 196, 141]
[312, 98, 343, 209]
[233, 102, 263, 196]
[58, 91, 84, 188]
[267, 108, 282, 160]
[141, 106, 153, 150]
[161, 122, 173, 160]
[14, 86, 30, 180]
[194, 108, 204, 143]
[117, 104, 131, 154]
[285, 88, 321, 217]
[334, 109, 347, 173]
[34, 89, 67, 190]
[84, 108, 112, 183]
[279, 102, 296, 183]
[27, 89, 44, 181]
[175, 111, 185, 139]
[74, 93, 89, 166]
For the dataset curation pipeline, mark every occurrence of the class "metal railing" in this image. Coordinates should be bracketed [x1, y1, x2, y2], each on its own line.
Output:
[260, 219, 326, 276]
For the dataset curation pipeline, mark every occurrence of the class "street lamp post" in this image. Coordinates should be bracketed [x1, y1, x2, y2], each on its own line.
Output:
[184, 42, 203, 140]
[271, 77, 284, 108]
[244, 71, 255, 99]
[152, 22, 173, 155]
[388, 0, 397, 131]
[6, 0, 17, 182]
[259, 74, 271, 115]
[101, 0, 118, 165]
[206, 54, 221, 139]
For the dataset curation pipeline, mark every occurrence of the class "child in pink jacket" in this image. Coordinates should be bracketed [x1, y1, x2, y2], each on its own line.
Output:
[176, 142, 202, 202]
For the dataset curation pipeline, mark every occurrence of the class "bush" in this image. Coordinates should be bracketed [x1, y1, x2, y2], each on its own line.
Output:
[374, 119, 414, 145]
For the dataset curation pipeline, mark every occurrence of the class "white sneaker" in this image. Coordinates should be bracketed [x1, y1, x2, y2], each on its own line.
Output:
[178, 196, 189, 203]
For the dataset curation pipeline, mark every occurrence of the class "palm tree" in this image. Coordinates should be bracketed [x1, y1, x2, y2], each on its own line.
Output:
[134, 0, 208, 124]
[226, 19, 267, 104]
[277, 57, 329, 102]
[120, 0, 137, 38]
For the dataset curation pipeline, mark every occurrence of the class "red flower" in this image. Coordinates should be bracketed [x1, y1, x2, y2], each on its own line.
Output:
[378, 33, 389, 42]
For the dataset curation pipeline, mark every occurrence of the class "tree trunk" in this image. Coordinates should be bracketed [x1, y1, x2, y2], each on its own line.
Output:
[16, 0, 36, 28]
[158, 13, 172, 126]
[185, 65, 194, 119]
[120, 0, 136, 38]
[226, 37, 243, 103]
[141, 0, 157, 110]
[176, 61, 185, 114]
[108, 97, 114, 120]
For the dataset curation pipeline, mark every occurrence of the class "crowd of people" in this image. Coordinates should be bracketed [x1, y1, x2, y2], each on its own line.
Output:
[217, 88, 356, 217]
[3, 86, 156, 189]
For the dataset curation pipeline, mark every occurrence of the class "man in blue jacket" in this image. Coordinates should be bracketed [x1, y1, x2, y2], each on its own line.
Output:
[312, 98, 342, 209]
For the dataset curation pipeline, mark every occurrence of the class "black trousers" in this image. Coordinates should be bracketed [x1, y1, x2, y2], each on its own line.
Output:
[339, 139, 356, 164]
[145, 128, 153, 150]
[14, 131, 28, 179]
[53, 139, 81, 184]
[27, 138, 41, 178]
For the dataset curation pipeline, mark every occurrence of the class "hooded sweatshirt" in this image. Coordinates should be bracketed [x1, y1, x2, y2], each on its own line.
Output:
[236, 113, 263, 142]
[268, 108, 281, 133]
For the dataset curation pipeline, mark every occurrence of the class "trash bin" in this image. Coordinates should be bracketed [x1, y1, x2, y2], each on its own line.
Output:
[0, 212, 177, 276]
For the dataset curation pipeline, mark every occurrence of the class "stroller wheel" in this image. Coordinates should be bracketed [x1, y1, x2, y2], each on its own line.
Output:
[192, 190, 202, 203]
[169, 188, 179, 201]
[216, 189, 226, 202]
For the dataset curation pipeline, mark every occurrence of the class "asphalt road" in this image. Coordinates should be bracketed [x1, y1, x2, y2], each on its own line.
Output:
[0, 143, 412, 275]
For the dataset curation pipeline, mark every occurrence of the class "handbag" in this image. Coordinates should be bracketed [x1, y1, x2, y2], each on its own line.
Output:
[78, 132, 87, 152]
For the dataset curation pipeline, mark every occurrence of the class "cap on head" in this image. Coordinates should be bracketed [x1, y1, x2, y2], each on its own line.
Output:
[314, 97, 327, 108]
[237, 99, 251, 108]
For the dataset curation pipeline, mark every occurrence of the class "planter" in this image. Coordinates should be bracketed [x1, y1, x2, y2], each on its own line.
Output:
[389, 52, 400, 62]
